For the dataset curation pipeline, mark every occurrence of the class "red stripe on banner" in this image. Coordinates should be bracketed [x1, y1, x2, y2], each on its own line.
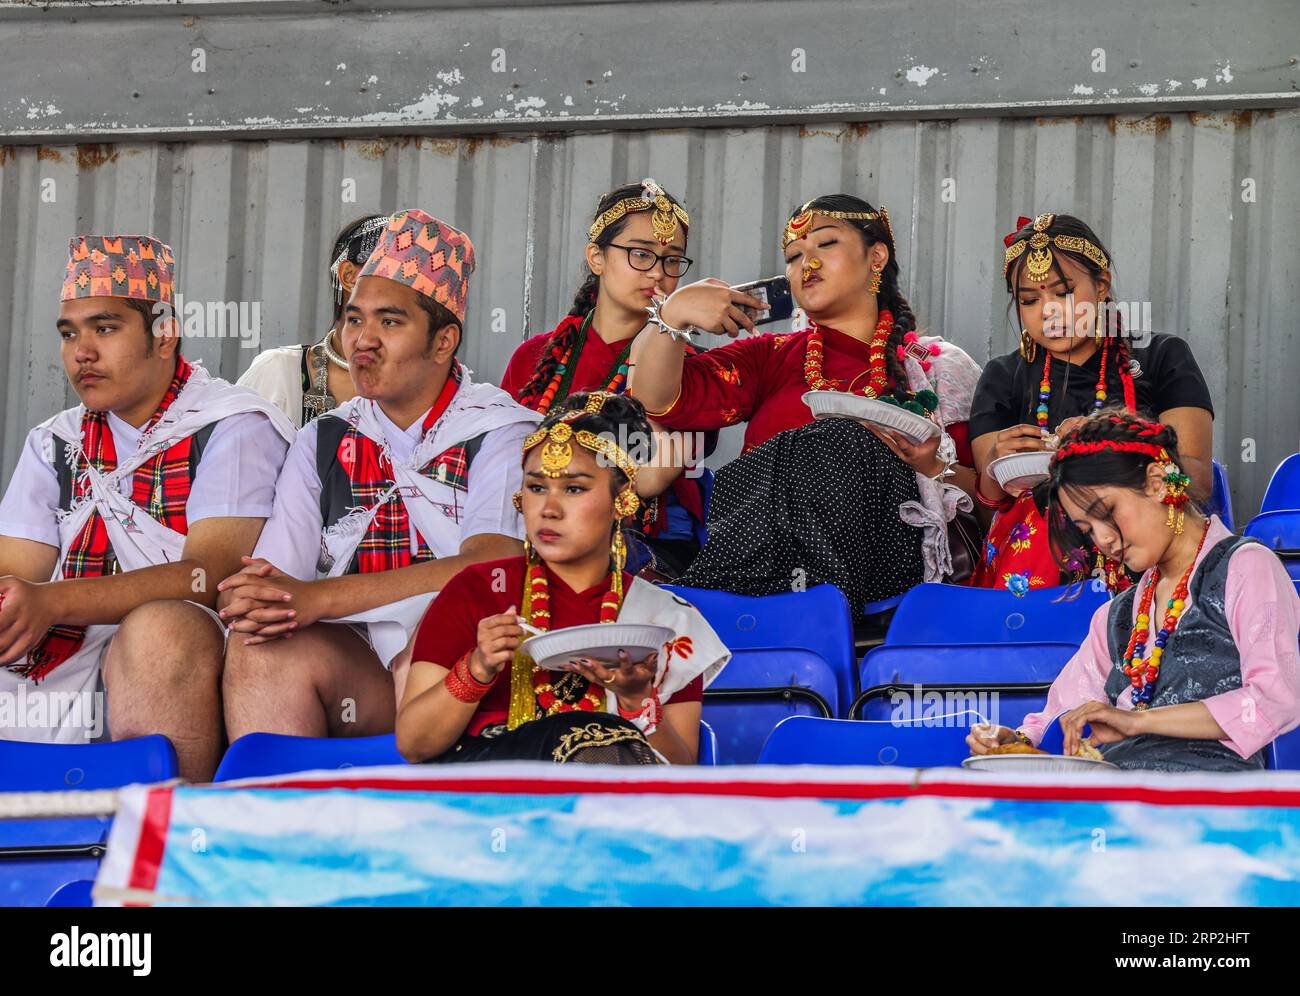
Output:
[235, 774, 1300, 809]
[126, 787, 175, 903]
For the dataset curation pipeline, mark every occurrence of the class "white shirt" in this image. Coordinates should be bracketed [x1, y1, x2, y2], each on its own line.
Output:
[0, 411, 290, 549]
[253, 403, 530, 580]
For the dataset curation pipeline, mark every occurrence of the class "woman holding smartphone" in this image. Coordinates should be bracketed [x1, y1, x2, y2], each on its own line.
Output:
[628, 194, 981, 616]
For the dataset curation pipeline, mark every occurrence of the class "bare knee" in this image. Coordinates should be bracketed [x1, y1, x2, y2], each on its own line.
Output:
[105, 600, 222, 692]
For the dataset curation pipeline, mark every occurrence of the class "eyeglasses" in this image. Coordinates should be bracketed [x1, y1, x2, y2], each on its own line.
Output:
[606, 243, 693, 278]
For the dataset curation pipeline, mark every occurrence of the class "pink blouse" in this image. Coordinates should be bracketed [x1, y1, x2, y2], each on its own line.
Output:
[1019, 516, 1300, 758]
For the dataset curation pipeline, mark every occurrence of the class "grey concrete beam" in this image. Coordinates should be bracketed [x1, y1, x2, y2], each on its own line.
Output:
[2, 0, 1296, 142]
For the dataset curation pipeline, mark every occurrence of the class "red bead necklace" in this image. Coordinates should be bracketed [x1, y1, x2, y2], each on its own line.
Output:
[525, 559, 623, 716]
[804, 309, 894, 397]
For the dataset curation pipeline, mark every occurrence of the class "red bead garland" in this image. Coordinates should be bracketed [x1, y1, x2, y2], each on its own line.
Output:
[804, 309, 894, 397]
[525, 559, 623, 716]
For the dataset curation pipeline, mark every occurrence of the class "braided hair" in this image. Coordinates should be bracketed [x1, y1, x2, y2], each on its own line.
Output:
[790, 194, 918, 402]
[1004, 214, 1133, 414]
[1044, 408, 1203, 575]
[517, 183, 689, 411]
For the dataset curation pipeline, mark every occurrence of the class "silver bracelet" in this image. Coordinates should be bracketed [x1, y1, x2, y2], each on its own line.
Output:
[645, 297, 698, 343]
[930, 430, 959, 481]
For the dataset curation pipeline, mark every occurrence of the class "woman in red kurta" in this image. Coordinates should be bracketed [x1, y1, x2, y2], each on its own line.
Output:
[500, 180, 710, 579]
[397, 392, 729, 765]
[627, 194, 983, 615]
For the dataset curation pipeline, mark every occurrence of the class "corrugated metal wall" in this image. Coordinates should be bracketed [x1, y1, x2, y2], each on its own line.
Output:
[2, 108, 1297, 515]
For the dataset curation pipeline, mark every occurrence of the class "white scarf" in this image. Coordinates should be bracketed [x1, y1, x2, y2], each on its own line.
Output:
[895, 338, 981, 582]
[4, 363, 296, 742]
[318, 368, 540, 665]
[604, 577, 731, 708]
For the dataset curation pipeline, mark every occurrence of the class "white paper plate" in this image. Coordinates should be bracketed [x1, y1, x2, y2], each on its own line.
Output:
[802, 391, 938, 443]
[962, 752, 1118, 773]
[520, 622, 675, 673]
[986, 451, 1053, 496]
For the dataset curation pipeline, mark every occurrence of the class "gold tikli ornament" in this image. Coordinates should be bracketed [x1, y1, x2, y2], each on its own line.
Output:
[1003, 212, 1110, 282]
[588, 178, 690, 247]
[783, 200, 896, 252]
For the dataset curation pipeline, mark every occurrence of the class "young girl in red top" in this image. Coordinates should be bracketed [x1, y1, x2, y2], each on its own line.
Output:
[499, 180, 710, 579]
[397, 392, 729, 765]
[628, 194, 982, 615]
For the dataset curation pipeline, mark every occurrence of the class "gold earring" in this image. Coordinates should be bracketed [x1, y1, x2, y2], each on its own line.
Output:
[868, 263, 883, 296]
[523, 537, 535, 562]
[1019, 330, 1038, 363]
[613, 487, 641, 519]
[511, 491, 523, 513]
[610, 524, 627, 576]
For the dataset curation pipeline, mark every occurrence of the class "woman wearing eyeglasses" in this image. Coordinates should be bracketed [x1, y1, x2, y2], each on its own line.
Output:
[501, 180, 722, 578]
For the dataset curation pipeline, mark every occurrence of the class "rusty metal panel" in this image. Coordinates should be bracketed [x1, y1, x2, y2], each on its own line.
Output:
[1, 108, 1296, 517]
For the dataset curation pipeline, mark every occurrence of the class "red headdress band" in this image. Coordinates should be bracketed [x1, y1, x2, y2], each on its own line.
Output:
[1003, 215, 1033, 248]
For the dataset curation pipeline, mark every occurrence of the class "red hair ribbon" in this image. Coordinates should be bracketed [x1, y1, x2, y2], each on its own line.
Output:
[1052, 439, 1167, 466]
[1003, 216, 1034, 248]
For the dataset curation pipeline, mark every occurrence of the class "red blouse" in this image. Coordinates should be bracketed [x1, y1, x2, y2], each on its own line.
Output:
[646, 325, 972, 462]
[500, 319, 630, 402]
[411, 556, 704, 737]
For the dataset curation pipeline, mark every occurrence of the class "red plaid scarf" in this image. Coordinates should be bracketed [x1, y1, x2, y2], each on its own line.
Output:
[18, 358, 195, 682]
[337, 365, 464, 575]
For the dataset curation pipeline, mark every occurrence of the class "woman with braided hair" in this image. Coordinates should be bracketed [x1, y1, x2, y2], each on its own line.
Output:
[398, 392, 729, 765]
[501, 180, 717, 580]
[970, 212, 1214, 594]
[968, 411, 1300, 772]
[629, 194, 982, 616]
[238, 213, 390, 426]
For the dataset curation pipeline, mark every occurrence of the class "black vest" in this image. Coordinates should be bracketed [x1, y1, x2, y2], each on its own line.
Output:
[314, 414, 486, 572]
[1101, 534, 1267, 772]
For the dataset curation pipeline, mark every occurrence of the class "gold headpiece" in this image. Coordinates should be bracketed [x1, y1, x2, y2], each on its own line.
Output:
[588, 178, 690, 247]
[782, 200, 895, 252]
[1003, 212, 1109, 282]
[519, 392, 641, 515]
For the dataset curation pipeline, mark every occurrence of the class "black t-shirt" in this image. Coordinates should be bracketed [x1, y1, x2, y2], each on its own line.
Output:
[968, 333, 1213, 440]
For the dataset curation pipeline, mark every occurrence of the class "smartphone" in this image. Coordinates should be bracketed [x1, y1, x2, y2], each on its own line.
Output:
[731, 275, 794, 326]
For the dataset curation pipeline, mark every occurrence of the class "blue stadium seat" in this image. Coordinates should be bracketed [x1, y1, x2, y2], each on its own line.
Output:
[1261, 453, 1300, 514]
[881, 583, 1109, 647]
[1206, 458, 1235, 532]
[213, 733, 405, 782]
[1243, 511, 1300, 583]
[852, 641, 1081, 726]
[46, 879, 95, 907]
[697, 719, 718, 766]
[1269, 726, 1300, 771]
[0, 735, 178, 792]
[0, 736, 175, 907]
[664, 584, 856, 763]
[758, 715, 974, 767]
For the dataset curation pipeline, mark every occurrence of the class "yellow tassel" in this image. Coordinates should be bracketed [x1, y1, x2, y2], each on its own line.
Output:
[506, 563, 540, 731]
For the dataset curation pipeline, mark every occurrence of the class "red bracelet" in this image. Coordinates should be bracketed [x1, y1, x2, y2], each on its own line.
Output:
[618, 690, 663, 735]
[443, 653, 495, 703]
[973, 472, 1014, 511]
